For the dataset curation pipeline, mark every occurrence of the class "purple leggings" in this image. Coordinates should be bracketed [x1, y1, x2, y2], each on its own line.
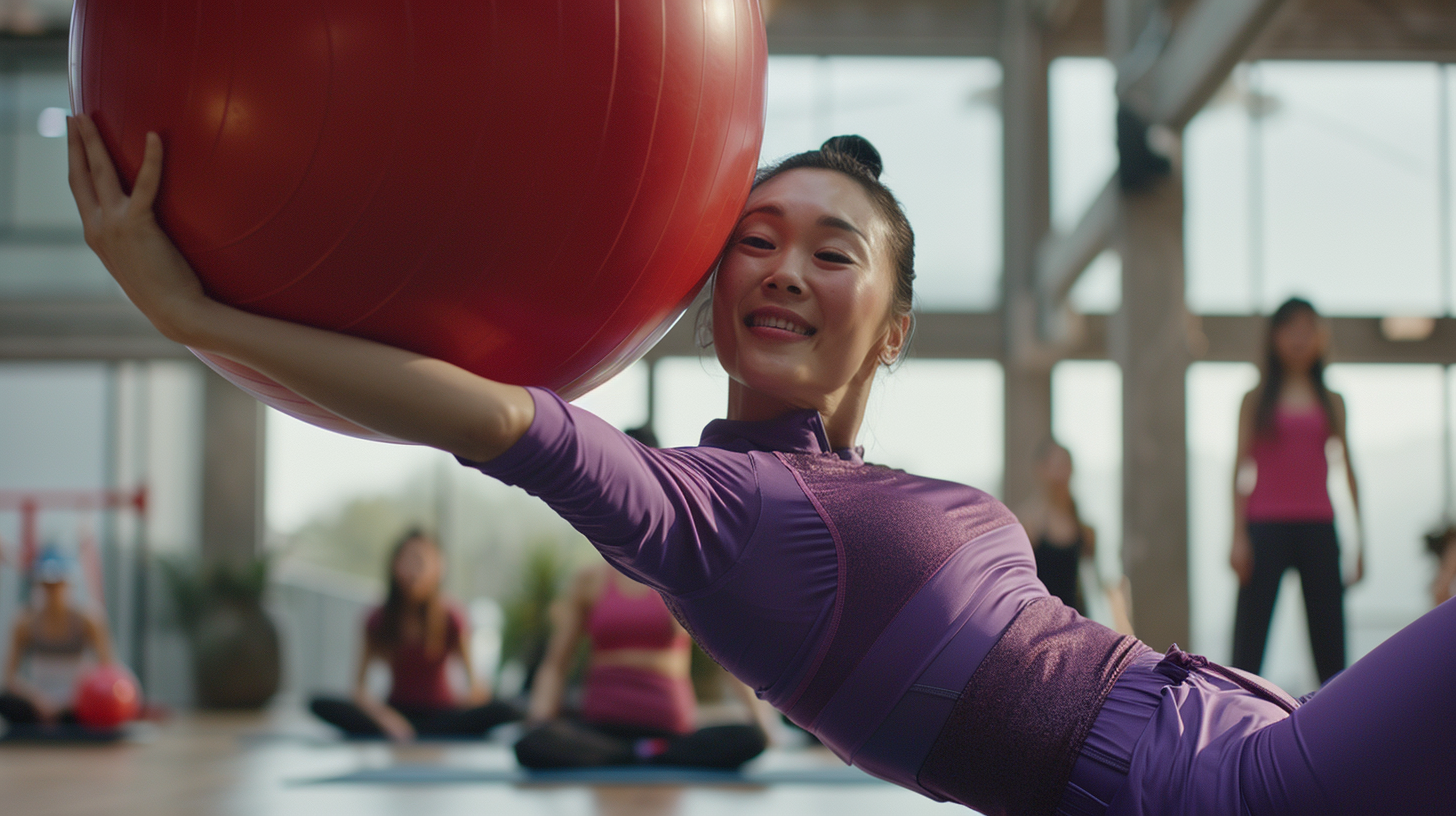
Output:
[1240, 597, 1456, 815]
[1079, 598, 1456, 815]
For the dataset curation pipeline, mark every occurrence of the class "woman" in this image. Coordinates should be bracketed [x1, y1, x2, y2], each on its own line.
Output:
[1230, 298, 1362, 685]
[1426, 524, 1456, 607]
[515, 561, 771, 769]
[1, 546, 117, 728]
[1017, 440, 1096, 615]
[70, 116, 1455, 814]
[309, 530, 518, 741]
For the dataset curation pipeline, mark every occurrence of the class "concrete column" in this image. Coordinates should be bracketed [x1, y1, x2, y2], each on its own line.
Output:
[1000, 0, 1054, 505]
[200, 369, 265, 564]
[1111, 169, 1191, 651]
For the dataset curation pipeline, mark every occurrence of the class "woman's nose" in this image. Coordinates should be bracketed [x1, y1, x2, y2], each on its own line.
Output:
[763, 261, 806, 296]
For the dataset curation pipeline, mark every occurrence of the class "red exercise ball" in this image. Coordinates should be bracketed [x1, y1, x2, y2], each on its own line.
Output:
[70, 0, 767, 439]
[74, 664, 141, 729]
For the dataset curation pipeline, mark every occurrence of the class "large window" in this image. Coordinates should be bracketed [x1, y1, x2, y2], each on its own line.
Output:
[1187, 63, 1456, 317]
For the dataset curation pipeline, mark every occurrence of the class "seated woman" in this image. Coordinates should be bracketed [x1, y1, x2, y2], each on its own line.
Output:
[1, 546, 117, 729]
[309, 529, 518, 741]
[515, 561, 773, 769]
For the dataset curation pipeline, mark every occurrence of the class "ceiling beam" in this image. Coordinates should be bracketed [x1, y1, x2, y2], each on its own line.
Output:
[1129, 0, 1290, 129]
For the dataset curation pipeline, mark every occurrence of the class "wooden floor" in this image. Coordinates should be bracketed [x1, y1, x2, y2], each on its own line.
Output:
[0, 709, 968, 816]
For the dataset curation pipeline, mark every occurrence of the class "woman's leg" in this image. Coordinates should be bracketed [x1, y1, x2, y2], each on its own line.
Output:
[1294, 522, 1346, 684]
[648, 724, 767, 769]
[1240, 598, 1456, 815]
[411, 700, 521, 737]
[514, 720, 638, 768]
[1232, 523, 1293, 675]
[0, 692, 40, 725]
[308, 695, 385, 737]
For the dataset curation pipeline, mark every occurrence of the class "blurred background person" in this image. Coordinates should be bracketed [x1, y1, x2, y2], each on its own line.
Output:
[309, 529, 518, 741]
[1230, 297, 1362, 686]
[1016, 439, 1096, 615]
[1, 546, 117, 728]
[1426, 524, 1456, 607]
[515, 558, 774, 770]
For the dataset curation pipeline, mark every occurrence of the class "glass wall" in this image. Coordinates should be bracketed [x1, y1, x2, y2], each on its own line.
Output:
[0, 57, 116, 299]
[1186, 62, 1456, 317]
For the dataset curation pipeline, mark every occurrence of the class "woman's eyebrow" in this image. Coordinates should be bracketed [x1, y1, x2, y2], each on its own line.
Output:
[740, 204, 865, 239]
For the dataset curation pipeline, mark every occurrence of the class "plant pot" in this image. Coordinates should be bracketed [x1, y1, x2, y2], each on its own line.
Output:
[190, 600, 281, 709]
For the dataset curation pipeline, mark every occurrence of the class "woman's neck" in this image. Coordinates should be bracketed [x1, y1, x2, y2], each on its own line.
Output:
[726, 379, 869, 450]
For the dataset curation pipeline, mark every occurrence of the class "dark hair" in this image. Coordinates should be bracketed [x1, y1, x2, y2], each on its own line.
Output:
[697, 135, 916, 359]
[1426, 524, 1456, 557]
[371, 527, 441, 655]
[1254, 297, 1334, 437]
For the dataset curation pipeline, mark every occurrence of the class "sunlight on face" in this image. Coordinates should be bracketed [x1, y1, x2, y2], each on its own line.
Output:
[712, 169, 900, 414]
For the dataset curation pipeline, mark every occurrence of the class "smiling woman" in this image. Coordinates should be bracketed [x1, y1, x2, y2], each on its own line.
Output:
[69, 113, 1456, 814]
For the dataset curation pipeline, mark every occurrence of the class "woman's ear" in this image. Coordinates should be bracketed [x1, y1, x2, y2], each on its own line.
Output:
[879, 312, 912, 366]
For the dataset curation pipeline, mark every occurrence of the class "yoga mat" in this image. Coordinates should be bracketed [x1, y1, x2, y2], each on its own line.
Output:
[0, 723, 130, 744]
[303, 763, 886, 787]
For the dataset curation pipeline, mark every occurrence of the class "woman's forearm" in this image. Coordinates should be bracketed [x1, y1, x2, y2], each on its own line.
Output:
[186, 300, 534, 461]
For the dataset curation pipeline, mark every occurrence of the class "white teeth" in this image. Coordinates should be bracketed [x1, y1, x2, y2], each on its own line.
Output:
[749, 315, 813, 335]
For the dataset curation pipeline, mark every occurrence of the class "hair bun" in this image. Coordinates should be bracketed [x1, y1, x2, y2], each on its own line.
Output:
[820, 135, 883, 179]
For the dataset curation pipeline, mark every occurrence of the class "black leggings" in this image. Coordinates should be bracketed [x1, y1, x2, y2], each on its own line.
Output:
[0, 692, 76, 725]
[514, 719, 766, 770]
[1232, 521, 1346, 684]
[309, 695, 519, 738]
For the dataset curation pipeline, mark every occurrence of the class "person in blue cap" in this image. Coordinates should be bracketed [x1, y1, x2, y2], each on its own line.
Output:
[1, 545, 117, 728]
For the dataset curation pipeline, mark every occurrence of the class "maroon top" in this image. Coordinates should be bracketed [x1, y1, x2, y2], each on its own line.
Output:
[365, 604, 465, 711]
[1247, 406, 1335, 523]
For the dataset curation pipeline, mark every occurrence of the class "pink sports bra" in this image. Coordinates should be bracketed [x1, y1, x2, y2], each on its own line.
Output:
[588, 573, 690, 653]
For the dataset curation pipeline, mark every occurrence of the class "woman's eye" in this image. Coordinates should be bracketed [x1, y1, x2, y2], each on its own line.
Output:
[816, 250, 852, 264]
[740, 236, 774, 250]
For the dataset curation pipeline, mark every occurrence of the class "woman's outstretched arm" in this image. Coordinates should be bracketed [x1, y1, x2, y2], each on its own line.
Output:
[67, 115, 532, 461]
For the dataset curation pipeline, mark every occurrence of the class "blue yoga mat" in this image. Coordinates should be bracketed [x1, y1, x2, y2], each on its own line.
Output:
[304, 763, 885, 787]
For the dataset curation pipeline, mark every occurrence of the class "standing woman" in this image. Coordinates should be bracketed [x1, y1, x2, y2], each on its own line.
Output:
[71, 115, 1456, 815]
[309, 530, 518, 741]
[1016, 440, 1096, 615]
[1230, 297, 1362, 685]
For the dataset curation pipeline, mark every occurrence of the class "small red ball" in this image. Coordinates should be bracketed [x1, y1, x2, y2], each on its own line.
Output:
[74, 665, 141, 730]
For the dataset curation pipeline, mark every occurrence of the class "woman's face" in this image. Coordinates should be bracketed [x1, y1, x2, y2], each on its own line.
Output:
[1038, 445, 1073, 487]
[712, 168, 904, 412]
[1272, 311, 1325, 372]
[392, 536, 442, 602]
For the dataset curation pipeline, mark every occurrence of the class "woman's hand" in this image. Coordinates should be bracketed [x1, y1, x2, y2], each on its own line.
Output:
[367, 703, 416, 743]
[67, 115, 214, 344]
[1230, 530, 1254, 586]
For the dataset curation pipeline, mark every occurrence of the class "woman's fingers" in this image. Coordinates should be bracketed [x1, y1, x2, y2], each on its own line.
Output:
[76, 114, 126, 209]
[129, 132, 164, 213]
[66, 117, 101, 216]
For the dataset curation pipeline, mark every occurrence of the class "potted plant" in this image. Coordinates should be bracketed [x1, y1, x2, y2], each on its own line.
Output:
[160, 555, 281, 709]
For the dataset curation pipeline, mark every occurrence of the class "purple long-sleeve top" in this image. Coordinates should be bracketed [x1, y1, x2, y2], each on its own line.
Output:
[462, 388, 1050, 791]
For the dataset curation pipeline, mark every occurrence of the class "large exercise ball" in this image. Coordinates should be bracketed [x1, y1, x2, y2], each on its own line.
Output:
[70, 0, 766, 439]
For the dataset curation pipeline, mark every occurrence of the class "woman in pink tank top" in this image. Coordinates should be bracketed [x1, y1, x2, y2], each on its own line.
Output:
[1231, 298, 1363, 685]
[517, 533, 775, 769]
